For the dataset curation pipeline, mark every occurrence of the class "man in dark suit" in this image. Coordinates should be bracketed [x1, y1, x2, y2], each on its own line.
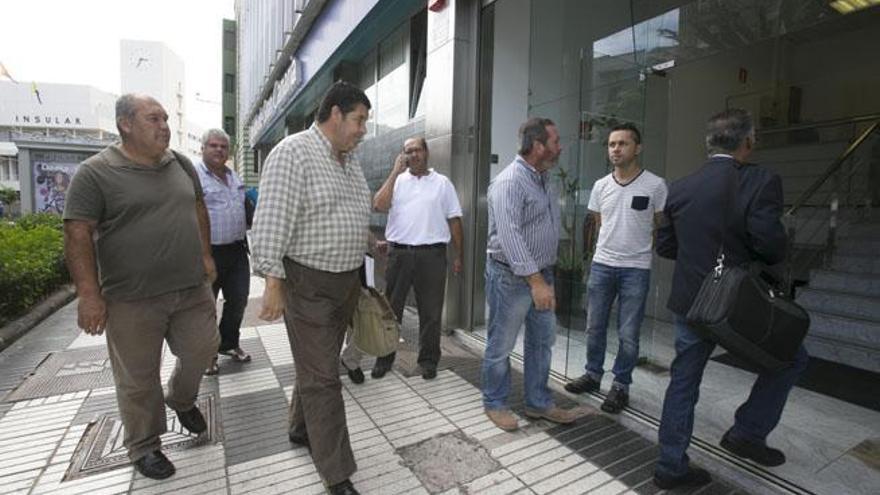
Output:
[652, 108, 809, 490]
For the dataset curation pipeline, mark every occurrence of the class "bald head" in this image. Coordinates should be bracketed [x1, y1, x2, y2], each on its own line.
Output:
[116, 94, 158, 136]
[115, 93, 170, 162]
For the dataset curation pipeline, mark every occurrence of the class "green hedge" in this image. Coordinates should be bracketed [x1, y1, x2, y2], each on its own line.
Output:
[0, 213, 68, 324]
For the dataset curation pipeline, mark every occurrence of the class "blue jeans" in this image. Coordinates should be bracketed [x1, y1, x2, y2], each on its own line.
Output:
[481, 259, 556, 411]
[584, 262, 650, 389]
[655, 315, 809, 478]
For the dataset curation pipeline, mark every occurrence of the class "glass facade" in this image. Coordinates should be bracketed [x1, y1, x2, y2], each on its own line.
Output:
[473, 0, 880, 491]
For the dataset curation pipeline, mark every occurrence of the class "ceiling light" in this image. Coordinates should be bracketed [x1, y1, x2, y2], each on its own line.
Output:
[829, 0, 880, 14]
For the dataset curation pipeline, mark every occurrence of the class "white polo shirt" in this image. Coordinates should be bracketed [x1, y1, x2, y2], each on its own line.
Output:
[386, 169, 462, 245]
[588, 169, 667, 270]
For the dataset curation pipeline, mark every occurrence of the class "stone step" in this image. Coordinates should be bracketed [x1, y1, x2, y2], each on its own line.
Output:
[830, 254, 880, 274]
[808, 269, 880, 298]
[804, 333, 880, 374]
[834, 238, 880, 256]
[807, 311, 878, 350]
[797, 288, 880, 321]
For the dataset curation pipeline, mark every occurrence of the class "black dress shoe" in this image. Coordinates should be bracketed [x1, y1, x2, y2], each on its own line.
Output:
[421, 366, 437, 380]
[600, 387, 628, 414]
[342, 363, 365, 384]
[721, 431, 786, 466]
[564, 374, 600, 394]
[134, 450, 176, 480]
[175, 406, 207, 434]
[327, 479, 359, 495]
[370, 360, 391, 378]
[653, 466, 711, 489]
[288, 432, 311, 450]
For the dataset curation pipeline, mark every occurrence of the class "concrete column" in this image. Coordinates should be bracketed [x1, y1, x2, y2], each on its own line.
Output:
[424, 0, 479, 331]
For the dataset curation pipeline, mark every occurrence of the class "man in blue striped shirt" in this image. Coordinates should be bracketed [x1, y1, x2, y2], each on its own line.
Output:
[482, 117, 580, 431]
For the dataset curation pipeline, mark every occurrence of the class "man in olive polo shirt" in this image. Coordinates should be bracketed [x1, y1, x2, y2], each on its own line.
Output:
[63, 94, 219, 481]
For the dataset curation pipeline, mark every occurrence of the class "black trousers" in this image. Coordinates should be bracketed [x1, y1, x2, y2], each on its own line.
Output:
[211, 241, 250, 352]
[378, 244, 447, 369]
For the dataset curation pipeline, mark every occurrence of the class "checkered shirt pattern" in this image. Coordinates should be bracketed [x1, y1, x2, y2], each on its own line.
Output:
[251, 124, 371, 278]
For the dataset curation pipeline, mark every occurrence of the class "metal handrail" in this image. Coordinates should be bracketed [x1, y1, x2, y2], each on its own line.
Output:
[785, 121, 879, 216]
[757, 113, 880, 135]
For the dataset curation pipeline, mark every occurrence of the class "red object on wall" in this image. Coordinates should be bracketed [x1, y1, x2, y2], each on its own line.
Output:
[428, 0, 446, 12]
[738, 67, 748, 84]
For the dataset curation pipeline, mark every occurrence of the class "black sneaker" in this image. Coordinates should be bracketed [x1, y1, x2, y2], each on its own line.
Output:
[327, 479, 360, 495]
[175, 406, 207, 434]
[288, 432, 310, 450]
[600, 386, 628, 414]
[421, 366, 437, 380]
[720, 430, 786, 466]
[133, 450, 176, 480]
[653, 466, 711, 489]
[342, 363, 364, 384]
[370, 358, 391, 378]
[564, 374, 600, 394]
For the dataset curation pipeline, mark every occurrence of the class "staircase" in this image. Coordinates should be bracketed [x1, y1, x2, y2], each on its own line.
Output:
[796, 219, 880, 373]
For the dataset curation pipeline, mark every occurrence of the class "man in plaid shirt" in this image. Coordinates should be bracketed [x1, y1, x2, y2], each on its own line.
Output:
[250, 81, 371, 495]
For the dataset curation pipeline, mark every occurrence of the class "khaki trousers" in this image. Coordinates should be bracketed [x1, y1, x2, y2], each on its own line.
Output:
[105, 284, 219, 461]
[283, 258, 360, 486]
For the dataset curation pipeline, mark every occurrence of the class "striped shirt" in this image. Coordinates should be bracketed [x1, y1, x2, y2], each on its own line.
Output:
[487, 155, 560, 276]
[195, 160, 247, 245]
[251, 124, 371, 277]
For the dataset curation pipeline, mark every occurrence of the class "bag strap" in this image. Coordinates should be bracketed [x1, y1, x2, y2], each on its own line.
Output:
[170, 149, 202, 194]
[714, 160, 743, 277]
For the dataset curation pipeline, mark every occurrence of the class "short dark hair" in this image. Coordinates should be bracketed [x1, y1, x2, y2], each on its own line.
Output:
[518, 117, 555, 155]
[316, 81, 372, 123]
[609, 122, 641, 144]
[706, 108, 754, 154]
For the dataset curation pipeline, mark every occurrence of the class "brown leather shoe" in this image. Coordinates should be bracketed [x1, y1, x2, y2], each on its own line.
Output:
[524, 405, 579, 424]
[485, 408, 518, 431]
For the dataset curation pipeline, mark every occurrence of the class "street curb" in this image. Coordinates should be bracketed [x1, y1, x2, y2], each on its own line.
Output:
[0, 284, 76, 352]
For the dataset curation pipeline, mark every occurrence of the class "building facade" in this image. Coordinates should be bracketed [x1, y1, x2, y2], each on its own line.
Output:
[235, 2, 880, 491]
[120, 40, 203, 159]
[0, 81, 118, 215]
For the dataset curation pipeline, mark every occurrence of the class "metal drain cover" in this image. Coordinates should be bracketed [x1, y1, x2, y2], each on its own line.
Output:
[398, 431, 500, 493]
[4, 348, 115, 402]
[63, 394, 221, 481]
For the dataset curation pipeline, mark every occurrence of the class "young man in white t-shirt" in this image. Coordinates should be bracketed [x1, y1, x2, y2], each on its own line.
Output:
[564, 123, 667, 413]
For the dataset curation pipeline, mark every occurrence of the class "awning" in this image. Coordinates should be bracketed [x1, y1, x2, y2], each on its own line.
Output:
[0, 142, 19, 156]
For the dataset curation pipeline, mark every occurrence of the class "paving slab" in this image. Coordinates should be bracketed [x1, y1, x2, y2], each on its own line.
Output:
[0, 286, 751, 495]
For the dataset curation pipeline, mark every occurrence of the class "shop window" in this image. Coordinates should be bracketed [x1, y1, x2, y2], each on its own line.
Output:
[0, 156, 18, 182]
[377, 23, 409, 132]
[223, 29, 236, 52]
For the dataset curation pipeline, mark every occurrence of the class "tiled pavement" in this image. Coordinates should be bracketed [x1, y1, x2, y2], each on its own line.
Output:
[0, 293, 745, 495]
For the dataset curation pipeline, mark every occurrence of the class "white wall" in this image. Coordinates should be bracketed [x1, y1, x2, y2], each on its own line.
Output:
[490, 0, 530, 176]
[0, 81, 117, 133]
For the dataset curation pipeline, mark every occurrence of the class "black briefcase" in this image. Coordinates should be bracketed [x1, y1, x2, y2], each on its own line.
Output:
[686, 257, 810, 371]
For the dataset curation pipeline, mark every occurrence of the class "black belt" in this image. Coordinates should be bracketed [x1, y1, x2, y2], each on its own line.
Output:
[212, 239, 247, 249]
[390, 242, 446, 250]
